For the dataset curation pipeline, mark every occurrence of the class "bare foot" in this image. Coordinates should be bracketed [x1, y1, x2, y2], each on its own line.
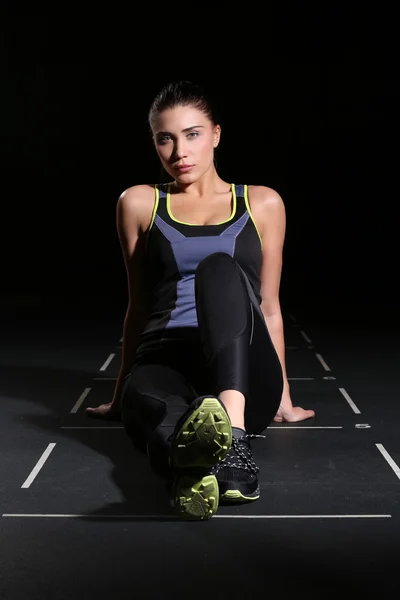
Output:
[85, 403, 121, 421]
[273, 404, 315, 423]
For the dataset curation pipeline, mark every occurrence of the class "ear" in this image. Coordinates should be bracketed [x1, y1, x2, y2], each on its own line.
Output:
[213, 124, 221, 148]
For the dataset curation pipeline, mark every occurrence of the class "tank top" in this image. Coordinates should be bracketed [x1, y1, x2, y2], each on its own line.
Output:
[141, 182, 263, 336]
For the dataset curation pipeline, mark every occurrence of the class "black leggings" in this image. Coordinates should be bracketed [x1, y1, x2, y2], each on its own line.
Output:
[121, 253, 284, 478]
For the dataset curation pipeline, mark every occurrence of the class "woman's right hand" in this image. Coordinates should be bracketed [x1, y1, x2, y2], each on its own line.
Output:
[85, 402, 121, 421]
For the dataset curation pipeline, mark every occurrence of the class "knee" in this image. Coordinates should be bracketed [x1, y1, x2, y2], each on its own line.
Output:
[196, 252, 236, 278]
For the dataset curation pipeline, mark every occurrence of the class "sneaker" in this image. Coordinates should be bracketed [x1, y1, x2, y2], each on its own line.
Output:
[211, 427, 263, 503]
[169, 396, 232, 520]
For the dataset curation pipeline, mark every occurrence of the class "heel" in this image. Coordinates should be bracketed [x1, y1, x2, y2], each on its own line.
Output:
[174, 474, 219, 520]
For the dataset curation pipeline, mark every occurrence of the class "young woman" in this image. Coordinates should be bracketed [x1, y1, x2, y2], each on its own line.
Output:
[86, 80, 315, 520]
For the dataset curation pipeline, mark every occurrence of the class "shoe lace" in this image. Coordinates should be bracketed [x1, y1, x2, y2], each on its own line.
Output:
[211, 433, 265, 476]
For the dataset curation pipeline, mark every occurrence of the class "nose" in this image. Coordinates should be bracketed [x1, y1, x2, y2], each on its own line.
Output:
[174, 137, 188, 160]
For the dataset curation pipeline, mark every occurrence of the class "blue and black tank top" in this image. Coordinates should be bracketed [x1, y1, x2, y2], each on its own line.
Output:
[141, 182, 263, 336]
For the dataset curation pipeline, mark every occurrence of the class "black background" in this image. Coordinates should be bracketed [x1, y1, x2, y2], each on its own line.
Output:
[2, 6, 399, 323]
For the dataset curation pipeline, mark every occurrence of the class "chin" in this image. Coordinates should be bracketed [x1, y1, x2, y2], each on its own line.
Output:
[175, 171, 197, 183]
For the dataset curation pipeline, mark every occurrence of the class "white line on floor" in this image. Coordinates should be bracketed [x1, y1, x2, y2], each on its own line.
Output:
[93, 376, 316, 382]
[315, 353, 331, 371]
[268, 426, 343, 429]
[1, 513, 391, 519]
[376, 444, 400, 480]
[300, 330, 312, 343]
[70, 388, 91, 413]
[215, 514, 391, 519]
[60, 426, 341, 430]
[21, 443, 56, 489]
[339, 388, 361, 414]
[99, 353, 115, 371]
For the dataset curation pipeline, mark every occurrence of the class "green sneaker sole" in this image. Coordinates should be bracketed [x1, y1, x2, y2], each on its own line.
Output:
[220, 488, 260, 503]
[171, 397, 232, 469]
[174, 474, 219, 520]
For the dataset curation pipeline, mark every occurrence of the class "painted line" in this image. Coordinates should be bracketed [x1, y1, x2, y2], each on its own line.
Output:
[268, 426, 342, 429]
[94, 377, 316, 382]
[315, 353, 331, 371]
[215, 514, 391, 519]
[339, 388, 361, 414]
[70, 388, 91, 414]
[300, 330, 312, 344]
[376, 444, 400, 480]
[99, 353, 115, 371]
[21, 444, 56, 489]
[2, 514, 391, 520]
[60, 426, 341, 431]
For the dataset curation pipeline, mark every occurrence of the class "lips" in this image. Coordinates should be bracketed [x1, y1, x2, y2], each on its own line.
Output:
[175, 164, 194, 172]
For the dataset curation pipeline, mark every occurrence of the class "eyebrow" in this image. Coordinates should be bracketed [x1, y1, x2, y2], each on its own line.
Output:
[155, 125, 204, 136]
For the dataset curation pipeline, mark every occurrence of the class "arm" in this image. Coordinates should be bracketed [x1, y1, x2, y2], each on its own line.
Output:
[254, 187, 290, 393]
[109, 187, 150, 407]
[116, 187, 151, 374]
[86, 185, 153, 417]
[250, 185, 315, 422]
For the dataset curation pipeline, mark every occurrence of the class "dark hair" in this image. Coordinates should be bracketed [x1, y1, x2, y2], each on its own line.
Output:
[148, 80, 219, 128]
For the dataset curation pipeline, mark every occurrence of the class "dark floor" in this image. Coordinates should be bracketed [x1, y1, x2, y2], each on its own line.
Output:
[1, 296, 399, 599]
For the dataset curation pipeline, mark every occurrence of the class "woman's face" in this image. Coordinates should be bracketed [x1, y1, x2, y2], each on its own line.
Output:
[151, 104, 221, 183]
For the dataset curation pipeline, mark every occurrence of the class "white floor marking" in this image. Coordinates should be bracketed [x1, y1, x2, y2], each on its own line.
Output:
[300, 330, 312, 343]
[2, 514, 391, 519]
[61, 426, 341, 430]
[376, 444, 400, 480]
[339, 388, 361, 414]
[21, 443, 56, 489]
[315, 353, 331, 371]
[70, 388, 91, 413]
[92, 376, 316, 382]
[268, 426, 342, 429]
[99, 353, 115, 371]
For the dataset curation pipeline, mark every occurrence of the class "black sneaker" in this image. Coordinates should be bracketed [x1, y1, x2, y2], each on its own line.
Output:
[211, 427, 263, 503]
[169, 396, 232, 520]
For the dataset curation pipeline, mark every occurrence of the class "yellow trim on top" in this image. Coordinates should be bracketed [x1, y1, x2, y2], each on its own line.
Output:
[149, 184, 159, 231]
[244, 185, 263, 248]
[166, 182, 237, 226]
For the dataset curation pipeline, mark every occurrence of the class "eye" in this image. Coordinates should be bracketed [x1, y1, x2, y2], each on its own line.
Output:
[187, 131, 199, 139]
[157, 134, 172, 144]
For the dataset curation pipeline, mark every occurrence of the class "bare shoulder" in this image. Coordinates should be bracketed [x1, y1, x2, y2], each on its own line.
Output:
[247, 185, 285, 211]
[117, 184, 157, 232]
[247, 185, 286, 236]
